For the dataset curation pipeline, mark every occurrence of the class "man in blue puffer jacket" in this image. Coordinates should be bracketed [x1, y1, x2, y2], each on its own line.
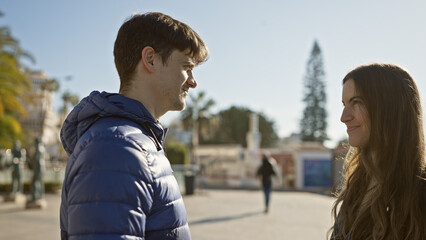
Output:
[59, 12, 209, 240]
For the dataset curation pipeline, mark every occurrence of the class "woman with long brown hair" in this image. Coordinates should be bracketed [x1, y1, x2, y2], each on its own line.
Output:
[330, 63, 426, 240]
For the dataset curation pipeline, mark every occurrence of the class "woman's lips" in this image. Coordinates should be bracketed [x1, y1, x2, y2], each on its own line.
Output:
[346, 126, 359, 133]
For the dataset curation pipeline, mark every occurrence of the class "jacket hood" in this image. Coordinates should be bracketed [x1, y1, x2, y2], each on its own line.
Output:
[60, 91, 166, 155]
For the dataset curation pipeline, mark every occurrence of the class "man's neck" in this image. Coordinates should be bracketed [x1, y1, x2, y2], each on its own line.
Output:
[120, 90, 165, 121]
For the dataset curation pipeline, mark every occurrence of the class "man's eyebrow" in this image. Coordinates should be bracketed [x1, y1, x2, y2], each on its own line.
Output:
[182, 60, 195, 66]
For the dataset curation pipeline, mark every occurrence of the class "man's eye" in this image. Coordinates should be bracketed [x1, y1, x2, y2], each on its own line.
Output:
[184, 65, 193, 71]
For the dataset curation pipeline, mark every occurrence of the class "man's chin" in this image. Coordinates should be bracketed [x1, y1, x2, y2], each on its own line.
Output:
[170, 102, 185, 111]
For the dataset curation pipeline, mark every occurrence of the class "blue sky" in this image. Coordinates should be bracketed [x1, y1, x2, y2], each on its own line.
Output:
[2, 0, 426, 148]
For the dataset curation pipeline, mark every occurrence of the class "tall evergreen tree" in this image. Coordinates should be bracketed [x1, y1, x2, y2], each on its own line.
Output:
[300, 40, 328, 143]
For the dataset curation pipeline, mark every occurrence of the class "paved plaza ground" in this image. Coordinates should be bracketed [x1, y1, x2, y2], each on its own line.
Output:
[0, 189, 335, 240]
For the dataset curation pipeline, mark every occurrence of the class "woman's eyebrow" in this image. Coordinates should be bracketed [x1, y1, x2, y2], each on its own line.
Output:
[342, 96, 361, 106]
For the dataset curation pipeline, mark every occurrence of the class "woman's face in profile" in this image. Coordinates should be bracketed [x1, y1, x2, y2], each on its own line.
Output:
[340, 79, 370, 148]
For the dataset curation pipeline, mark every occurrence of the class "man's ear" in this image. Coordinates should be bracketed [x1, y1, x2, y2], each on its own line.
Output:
[141, 46, 156, 73]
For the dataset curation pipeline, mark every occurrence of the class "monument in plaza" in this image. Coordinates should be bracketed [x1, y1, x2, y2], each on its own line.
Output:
[26, 138, 47, 209]
[4, 140, 27, 203]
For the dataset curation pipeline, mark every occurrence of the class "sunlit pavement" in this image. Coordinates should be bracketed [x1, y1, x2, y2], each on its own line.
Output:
[0, 189, 335, 240]
[186, 189, 335, 240]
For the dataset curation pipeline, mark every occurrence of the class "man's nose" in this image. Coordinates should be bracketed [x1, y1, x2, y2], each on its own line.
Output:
[187, 75, 197, 88]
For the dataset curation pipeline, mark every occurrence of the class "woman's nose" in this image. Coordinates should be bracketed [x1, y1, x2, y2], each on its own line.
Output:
[340, 107, 352, 123]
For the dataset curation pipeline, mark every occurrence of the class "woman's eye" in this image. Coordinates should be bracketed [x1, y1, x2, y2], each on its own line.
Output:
[352, 99, 363, 105]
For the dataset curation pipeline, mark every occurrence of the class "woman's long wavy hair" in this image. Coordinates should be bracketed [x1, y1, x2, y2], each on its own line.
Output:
[330, 63, 426, 240]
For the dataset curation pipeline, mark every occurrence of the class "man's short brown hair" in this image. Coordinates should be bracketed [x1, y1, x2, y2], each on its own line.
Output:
[114, 12, 209, 91]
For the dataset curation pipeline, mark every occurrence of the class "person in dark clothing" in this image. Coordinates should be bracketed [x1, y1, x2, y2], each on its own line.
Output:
[257, 153, 276, 213]
[59, 12, 209, 240]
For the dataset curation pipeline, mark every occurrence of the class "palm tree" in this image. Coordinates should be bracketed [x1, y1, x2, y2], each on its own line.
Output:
[180, 91, 215, 164]
[0, 12, 34, 148]
[181, 92, 215, 142]
[40, 78, 59, 92]
[60, 90, 79, 120]
[0, 54, 29, 117]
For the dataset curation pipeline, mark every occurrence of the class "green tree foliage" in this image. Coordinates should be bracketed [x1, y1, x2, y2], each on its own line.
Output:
[179, 94, 278, 148]
[61, 90, 80, 116]
[0, 115, 21, 148]
[180, 91, 215, 143]
[300, 40, 328, 143]
[210, 106, 278, 147]
[181, 92, 215, 129]
[165, 142, 189, 165]
[0, 12, 34, 148]
[40, 78, 59, 92]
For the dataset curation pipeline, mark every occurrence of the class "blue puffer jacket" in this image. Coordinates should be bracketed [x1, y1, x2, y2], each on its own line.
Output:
[60, 91, 191, 240]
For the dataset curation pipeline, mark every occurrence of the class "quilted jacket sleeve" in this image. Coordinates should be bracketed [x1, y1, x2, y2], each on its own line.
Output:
[62, 133, 154, 240]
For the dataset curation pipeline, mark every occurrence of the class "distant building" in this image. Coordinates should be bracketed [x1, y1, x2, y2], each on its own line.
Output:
[196, 144, 245, 187]
[293, 142, 332, 190]
[262, 141, 333, 190]
[168, 113, 335, 191]
[269, 152, 294, 188]
[19, 70, 60, 159]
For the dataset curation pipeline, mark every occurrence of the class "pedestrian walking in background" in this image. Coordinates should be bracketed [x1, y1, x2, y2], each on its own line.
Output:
[59, 12, 209, 240]
[330, 63, 426, 240]
[257, 152, 276, 214]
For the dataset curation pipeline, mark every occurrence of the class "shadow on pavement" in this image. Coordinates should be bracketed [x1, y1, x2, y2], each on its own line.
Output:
[0, 197, 26, 214]
[189, 211, 263, 225]
[0, 205, 26, 214]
